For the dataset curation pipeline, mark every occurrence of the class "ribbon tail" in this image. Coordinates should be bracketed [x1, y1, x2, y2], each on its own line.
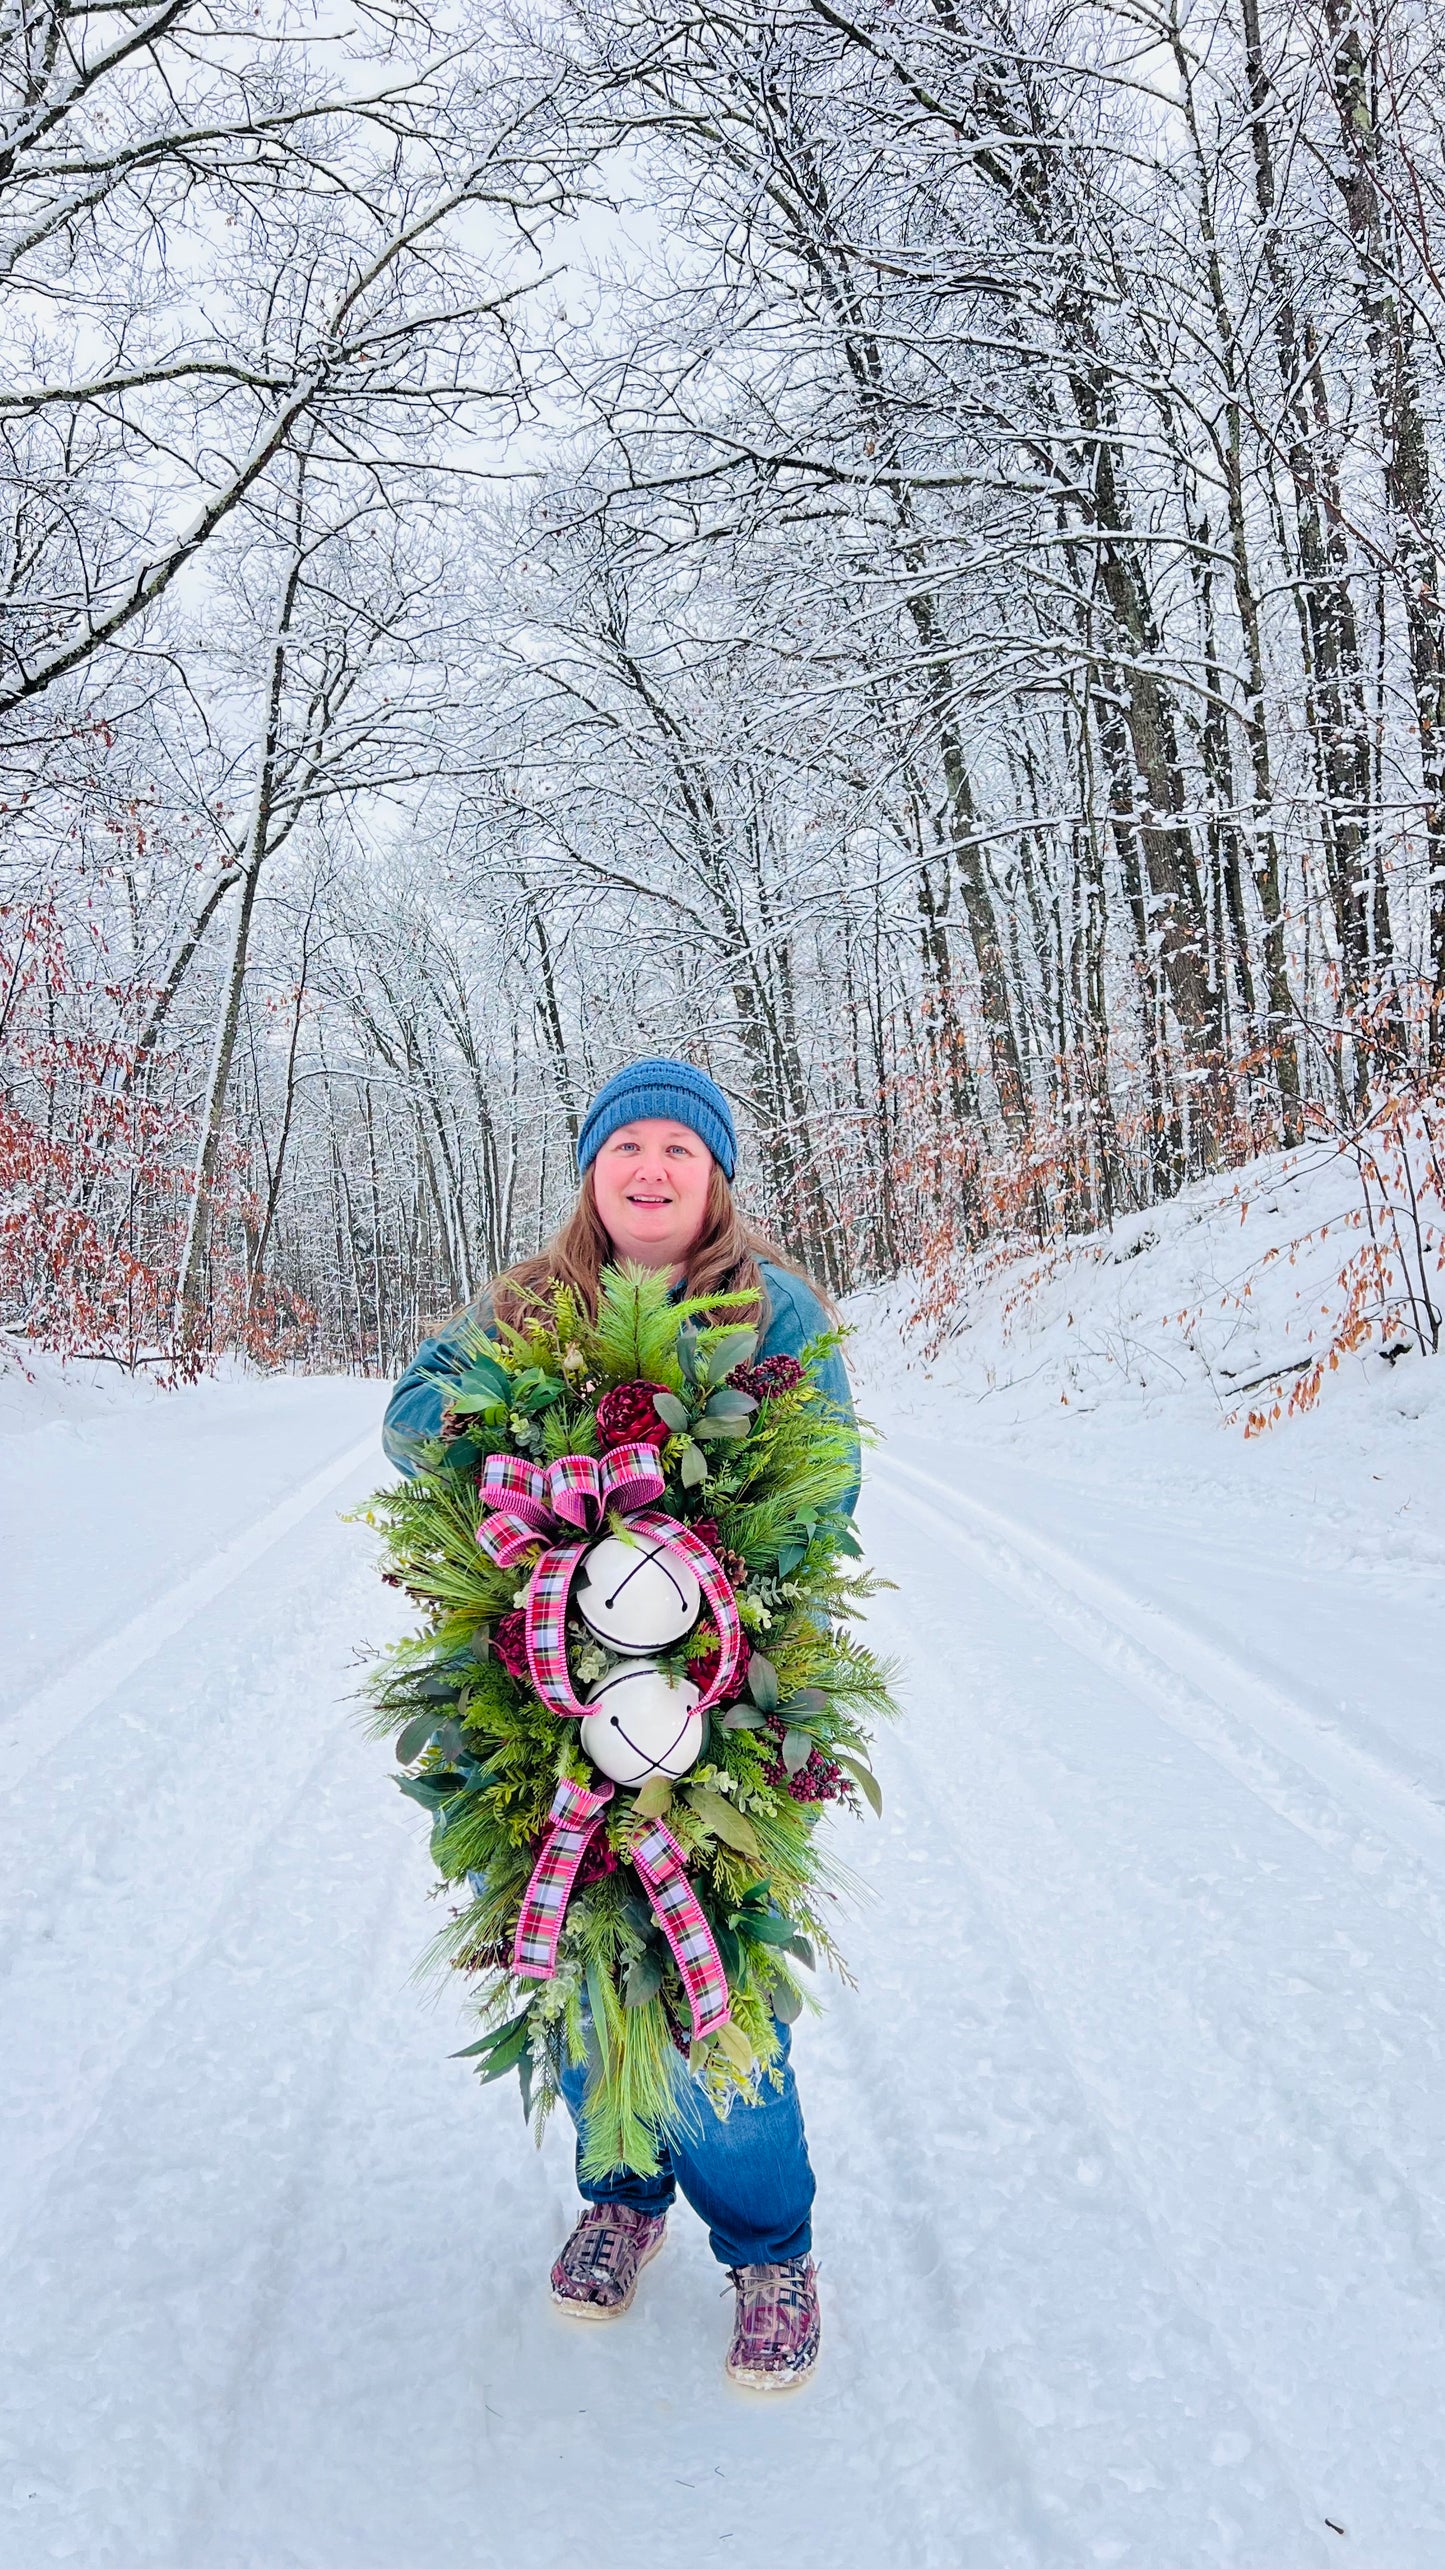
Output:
[525, 1538, 593, 1717]
[630, 1510, 744, 1713]
[512, 1777, 615, 1980]
[631, 1819, 732, 2040]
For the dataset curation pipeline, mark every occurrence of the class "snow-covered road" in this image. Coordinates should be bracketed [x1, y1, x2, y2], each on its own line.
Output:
[3, 1373, 1441, 2568]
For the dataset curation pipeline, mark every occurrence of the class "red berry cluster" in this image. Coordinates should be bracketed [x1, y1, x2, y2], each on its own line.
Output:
[728, 1354, 804, 1402]
[758, 1713, 851, 1804]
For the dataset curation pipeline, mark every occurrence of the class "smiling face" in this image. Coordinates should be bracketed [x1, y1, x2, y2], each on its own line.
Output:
[590, 1117, 714, 1271]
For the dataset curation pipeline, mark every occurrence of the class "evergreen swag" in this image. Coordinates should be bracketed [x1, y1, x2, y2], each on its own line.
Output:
[360, 1265, 897, 2176]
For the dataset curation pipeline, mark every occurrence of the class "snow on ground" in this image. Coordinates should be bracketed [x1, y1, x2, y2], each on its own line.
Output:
[2, 1171, 1443, 2569]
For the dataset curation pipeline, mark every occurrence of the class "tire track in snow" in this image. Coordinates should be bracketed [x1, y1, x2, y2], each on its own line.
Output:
[0, 1456, 402, 2267]
[0, 1424, 381, 1791]
[805, 1652, 1329, 2566]
[871, 1449, 1445, 1923]
[859, 1470, 1445, 2560]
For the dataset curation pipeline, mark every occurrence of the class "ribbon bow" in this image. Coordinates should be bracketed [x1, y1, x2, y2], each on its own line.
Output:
[513, 1777, 731, 2040]
[476, 1440, 743, 1722]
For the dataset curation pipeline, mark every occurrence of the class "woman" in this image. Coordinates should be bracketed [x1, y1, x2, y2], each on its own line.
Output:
[383, 1057, 858, 2392]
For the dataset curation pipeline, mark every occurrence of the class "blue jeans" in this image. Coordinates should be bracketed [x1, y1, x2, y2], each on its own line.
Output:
[558, 2018, 815, 2269]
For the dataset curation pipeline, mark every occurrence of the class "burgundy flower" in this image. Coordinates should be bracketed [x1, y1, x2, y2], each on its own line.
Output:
[491, 1610, 532, 1683]
[692, 1515, 722, 1555]
[686, 1629, 752, 1698]
[577, 1835, 619, 1887]
[595, 1380, 673, 1451]
[729, 1354, 804, 1402]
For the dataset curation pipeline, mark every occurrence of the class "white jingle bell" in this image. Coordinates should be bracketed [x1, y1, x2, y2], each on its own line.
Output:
[574, 1531, 701, 1655]
[580, 1661, 704, 1788]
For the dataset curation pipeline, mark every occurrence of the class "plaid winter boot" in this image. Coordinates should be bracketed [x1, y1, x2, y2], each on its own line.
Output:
[724, 2255, 821, 2391]
[550, 2203, 667, 2320]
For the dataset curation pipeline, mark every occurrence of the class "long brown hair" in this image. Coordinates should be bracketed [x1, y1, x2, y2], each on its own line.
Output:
[488, 1163, 837, 1333]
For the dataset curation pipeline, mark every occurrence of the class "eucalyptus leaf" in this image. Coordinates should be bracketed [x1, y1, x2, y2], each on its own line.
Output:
[746, 1652, 781, 1713]
[782, 1688, 828, 1715]
[440, 1438, 484, 1472]
[771, 1975, 803, 2024]
[679, 1441, 709, 1488]
[395, 1711, 439, 1765]
[776, 1541, 807, 1576]
[702, 1387, 755, 1421]
[692, 1415, 748, 1442]
[687, 1786, 761, 1860]
[695, 1326, 757, 1382]
[720, 1702, 768, 1730]
[633, 1774, 673, 1820]
[782, 1727, 813, 1775]
[676, 1324, 701, 1384]
[834, 1750, 884, 1816]
[711, 2018, 757, 2075]
[651, 1389, 691, 1433]
[396, 1772, 463, 1810]
[787, 1934, 816, 1969]
[623, 1948, 664, 2008]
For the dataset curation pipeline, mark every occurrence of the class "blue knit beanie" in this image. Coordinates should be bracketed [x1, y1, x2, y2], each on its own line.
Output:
[577, 1057, 737, 1181]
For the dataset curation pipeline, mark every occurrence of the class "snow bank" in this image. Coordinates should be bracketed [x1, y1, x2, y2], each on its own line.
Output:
[847, 1141, 1445, 1581]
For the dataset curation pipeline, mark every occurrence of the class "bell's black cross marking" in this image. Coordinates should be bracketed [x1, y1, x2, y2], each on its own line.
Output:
[589, 1665, 696, 1773]
[600, 1535, 691, 1615]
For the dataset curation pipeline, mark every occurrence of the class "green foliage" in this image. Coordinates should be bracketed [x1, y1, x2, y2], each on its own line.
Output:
[358, 1262, 901, 2174]
[585, 1263, 759, 1388]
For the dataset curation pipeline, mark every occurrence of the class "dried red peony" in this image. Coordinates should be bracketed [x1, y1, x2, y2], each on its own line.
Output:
[491, 1610, 532, 1682]
[595, 1380, 673, 1450]
[686, 1629, 752, 1697]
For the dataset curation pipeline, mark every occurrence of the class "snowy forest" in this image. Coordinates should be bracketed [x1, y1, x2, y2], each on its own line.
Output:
[5, 0, 1445, 1372]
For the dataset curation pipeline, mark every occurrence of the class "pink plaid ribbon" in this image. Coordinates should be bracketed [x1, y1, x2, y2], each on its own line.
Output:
[475, 1446, 669, 1562]
[476, 1438, 743, 1721]
[631, 1818, 731, 2037]
[512, 1775, 731, 2041]
[512, 1775, 615, 1976]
